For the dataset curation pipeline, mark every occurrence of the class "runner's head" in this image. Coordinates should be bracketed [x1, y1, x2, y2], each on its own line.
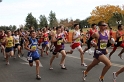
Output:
[118, 24, 123, 30]
[60, 25, 64, 31]
[110, 27, 112, 31]
[30, 30, 36, 38]
[6, 30, 11, 36]
[74, 24, 79, 30]
[14, 31, 18, 35]
[0, 30, 4, 35]
[91, 23, 97, 29]
[98, 21, 107, 31]
[53, 27, 56, 30]
[29, 26, 34, 31]
[43, 27, 47, 32]
[56, 26, 61, 34]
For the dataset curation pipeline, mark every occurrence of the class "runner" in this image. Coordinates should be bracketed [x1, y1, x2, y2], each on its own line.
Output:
[66, 24, 87, 67]
[80, 29, 85, 47]
[4, 30, 15, 65]
[49, 27, 56, 52]
[50, 26, 67, 70]
[25, 30, 41, 80]
[13, 30, 21, 58]
[109, 24, 124, 59]
[83, 24, 98, 55]
[41, 27, 49, 56]
[82, 21, 111, 82]
[113, 67, 124, 82]
[0, 30, 7, 58]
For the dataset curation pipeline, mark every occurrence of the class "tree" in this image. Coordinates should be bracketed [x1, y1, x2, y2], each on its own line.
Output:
[88, 5, 122, 24]
[39, 15, 48, 28]
[25, 13, 36, 29]
[12, 25, 17, 31]
[79, 17, 90, 29]
[48, 10, 58, 28]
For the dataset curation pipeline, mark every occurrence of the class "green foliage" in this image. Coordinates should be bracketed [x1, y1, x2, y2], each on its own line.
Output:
[0, 25, 17, 31]
[25, 13, 38, 30]
[39, 15, 48, 28]
[79, 17, 90, 29]
[48, 10, 58, 28]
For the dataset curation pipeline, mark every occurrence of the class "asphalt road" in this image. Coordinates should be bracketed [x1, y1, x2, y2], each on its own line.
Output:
[0, 44, 124, 82]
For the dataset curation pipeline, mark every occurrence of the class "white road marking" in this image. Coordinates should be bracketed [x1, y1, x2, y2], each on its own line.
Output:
[20, 57, 43, 67]
[67, 55, 124, 68]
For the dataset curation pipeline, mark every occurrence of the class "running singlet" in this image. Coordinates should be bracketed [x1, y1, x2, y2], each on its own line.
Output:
[6, 36, 14, 47]
[73, 30, 80, 43]
[110, 30, 113, 37]
[116, 31, 123, 42]
[29, 38, 38, 51]
[54, 34, 63, 48]
[0, 34, 6, 42]
[43, 33, 48, 42]
[13, 35, 20, 44]
[89, 29, 97, 37]
[27, 38, 39, 60]
[97, 31, 108, 50]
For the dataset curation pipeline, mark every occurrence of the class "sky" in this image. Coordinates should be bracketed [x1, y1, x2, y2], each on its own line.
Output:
[0, 0, 124, 27]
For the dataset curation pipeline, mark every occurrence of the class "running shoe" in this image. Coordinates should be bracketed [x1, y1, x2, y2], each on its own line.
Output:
[99, 78, 104, 82]
[81, 63, 87, 67]
[6, 61, 9, 65]
[49, 67, 53, 70]
[36, 75, 41, 80]
[118, 55, 123, 60]
[82, 71, 87, 81]
[113, 72, 117, 80]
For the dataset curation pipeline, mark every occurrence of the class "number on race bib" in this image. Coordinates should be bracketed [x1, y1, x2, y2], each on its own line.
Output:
[31, 46, 36, 50]
[57, 40, 62, 45]
[44, 38, 47, 41]
[27, 57, 32, 61]
[119, 37, 122, 41]
[76, 38, 80, 42]
[100, 43, 107, 49]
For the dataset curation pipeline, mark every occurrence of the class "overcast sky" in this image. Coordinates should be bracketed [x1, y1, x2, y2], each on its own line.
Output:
[0, 0, 124, 27]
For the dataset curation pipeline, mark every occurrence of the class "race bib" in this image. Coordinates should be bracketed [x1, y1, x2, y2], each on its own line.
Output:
[15, 39, 18, 43]
[44, 38, 47, 41]
[119, 37, 122, 41]
[27, 57, 32, 61]
[57, 40, 62, 45]
[31, 46, 36, 50]
[76, 38, 80, 42]
[100, 43, 107, 49]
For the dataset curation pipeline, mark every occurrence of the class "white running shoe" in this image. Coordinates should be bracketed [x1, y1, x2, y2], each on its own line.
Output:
[99, 78, 104, 82]
[81, 63, 87, 67]
[82, 71, 87, 81]
[113, 72, 117, 79]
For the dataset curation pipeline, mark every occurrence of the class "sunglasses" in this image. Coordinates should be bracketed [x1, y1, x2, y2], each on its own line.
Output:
[101, 24, 107, 26]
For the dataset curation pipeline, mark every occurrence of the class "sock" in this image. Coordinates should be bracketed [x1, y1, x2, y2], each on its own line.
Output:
[84, 71, 88, 75]
[100, 76, 104, 79]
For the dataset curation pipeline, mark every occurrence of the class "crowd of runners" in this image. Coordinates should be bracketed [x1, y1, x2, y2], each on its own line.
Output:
[0, 21, 124, 82]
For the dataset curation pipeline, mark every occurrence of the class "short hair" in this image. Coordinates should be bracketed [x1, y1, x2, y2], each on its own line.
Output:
[6, 30, 11, 34]
[118, 24, 123, 30]
[56, 26, 61, 30]
[98, 21, 105, 26]
[91, 23, 96, 27]
[30, 30, 35, 34]
[74, 24, 79, 28]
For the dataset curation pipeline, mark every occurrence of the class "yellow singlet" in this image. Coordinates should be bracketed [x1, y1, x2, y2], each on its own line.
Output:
[6, 36, 14, 47]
